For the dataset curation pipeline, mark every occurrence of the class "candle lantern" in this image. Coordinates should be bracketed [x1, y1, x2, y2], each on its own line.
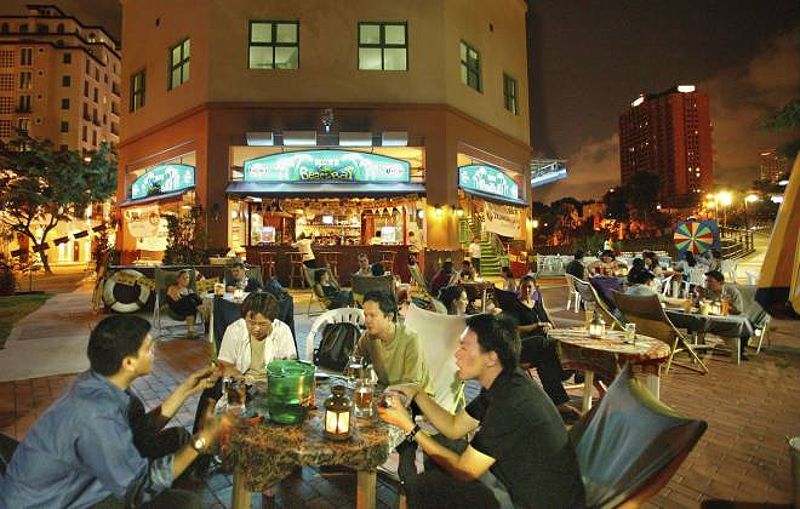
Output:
[232, 287, 244, 303]
[588, 312, 606, 339]
[324, 385, 352, 441]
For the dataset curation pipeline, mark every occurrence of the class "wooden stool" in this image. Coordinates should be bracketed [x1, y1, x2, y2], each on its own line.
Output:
[259, 252, 276, 281]
[378, 250, 396, 274]
[318, 251, 340, 279]
[288, 253, 306, 289]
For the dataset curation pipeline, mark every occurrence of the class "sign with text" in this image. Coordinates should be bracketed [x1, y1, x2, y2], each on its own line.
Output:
[483, 201, 522, 239]
[130, 164, 195, 200]
[243, 150, 411, 183]
[458, 164, 519, 202]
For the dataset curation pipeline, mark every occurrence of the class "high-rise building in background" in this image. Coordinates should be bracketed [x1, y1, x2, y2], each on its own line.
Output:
[618, 85, 713, 208]
[0, 5, 121, 266]
[759, 149, 790, 183]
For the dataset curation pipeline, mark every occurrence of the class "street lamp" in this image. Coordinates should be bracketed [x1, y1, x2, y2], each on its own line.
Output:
[743, 194, 759, 229]
[716, 191, 733, 229]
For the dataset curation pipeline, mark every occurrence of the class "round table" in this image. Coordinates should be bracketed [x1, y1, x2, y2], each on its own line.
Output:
[551, 327, 671, 412]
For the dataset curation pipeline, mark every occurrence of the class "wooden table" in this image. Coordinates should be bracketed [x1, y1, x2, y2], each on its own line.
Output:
[551, 327, 671, 412]
[228, 384, 403, 509]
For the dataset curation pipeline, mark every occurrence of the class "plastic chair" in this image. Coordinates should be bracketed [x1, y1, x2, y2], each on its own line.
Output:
[745, 271, 759, 285]
[564, 273, 582, 313]
[573, 278, 625, 331]
[570, 365, 707, 508]
[304, 307, 365, 362]
[720, 259, 738, 284]
[612, 291, 709, 374]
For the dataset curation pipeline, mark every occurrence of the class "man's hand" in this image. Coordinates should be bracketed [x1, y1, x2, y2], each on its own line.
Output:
[179, 366, 220, 397]
[385, 383, 421, 406]
[377, 396, 415, 433]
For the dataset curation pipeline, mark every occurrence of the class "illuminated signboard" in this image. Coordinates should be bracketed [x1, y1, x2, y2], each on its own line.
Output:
[458, 164, 519, 201]
[243, 150, 410, 183]
[131, 164, 195, 200]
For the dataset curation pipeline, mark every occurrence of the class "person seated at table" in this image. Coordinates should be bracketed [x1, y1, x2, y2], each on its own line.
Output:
[354, 252, 373, 277]
[313, 269, 353, 309]
[565, 249, 587, 280]
[371, 261, 387, 277]
[677, 250, 708, 275]
[377, 313, 586, 509]
[625, 268, 686, 308]
[166, 269, 203, 337]
[0, 315, 236, 508]
[588, 249, 623, 276]
[459, 259, 477, 282]
[511, 275, 582, 421]
[353, 290, 434, 482]
[500, 266, 517, 293]
[225, 260, 263, 293]
[431, 260, 458, 298]
[439, 285, 470, 316]
[642, 250, 666, 277]
[706, 249, 723, 272]
[702, 270, 748, 359]
[626, 258, 647, 285]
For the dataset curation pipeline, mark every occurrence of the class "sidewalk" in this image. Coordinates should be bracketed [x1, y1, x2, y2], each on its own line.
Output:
[1, 281, 799, 507]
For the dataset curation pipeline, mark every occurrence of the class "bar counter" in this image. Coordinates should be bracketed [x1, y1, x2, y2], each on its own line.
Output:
[246, 244, 410, 287]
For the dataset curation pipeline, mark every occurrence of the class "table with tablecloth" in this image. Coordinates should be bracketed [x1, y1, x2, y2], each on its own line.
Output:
[552, 327, 671, 411]
[664, 308, 753, 363]
[227, 383, 403, 509]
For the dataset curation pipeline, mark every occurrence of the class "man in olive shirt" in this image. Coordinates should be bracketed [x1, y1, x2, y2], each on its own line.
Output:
[379, 313, 585, 508]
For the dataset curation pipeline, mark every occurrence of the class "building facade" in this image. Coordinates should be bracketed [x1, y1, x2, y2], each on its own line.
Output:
[0, 4, 121, 266]
[618, 85, 713, 208]
[117, 0, 532, 270]
[759, 149, 790, 183]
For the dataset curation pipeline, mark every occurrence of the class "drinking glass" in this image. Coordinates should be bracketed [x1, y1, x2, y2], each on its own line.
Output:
[353, 379, 375, 418]
[624, 323, 636, 344]
[344, 355, 364, 387]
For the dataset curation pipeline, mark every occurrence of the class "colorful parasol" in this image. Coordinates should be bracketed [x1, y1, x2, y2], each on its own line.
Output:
[673, 220, 715, 254]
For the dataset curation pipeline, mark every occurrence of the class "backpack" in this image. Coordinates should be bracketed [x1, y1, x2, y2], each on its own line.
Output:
[313, 322, 360, 371]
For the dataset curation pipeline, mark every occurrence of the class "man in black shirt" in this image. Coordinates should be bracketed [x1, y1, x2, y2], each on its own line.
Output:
[565, 250, 586, 280]
[378, 314, 585, 508]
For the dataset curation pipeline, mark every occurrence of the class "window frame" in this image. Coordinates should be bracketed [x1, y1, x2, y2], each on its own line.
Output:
[168, 38, 191, 90]
[459, 40, 481, 92]
[357, 21, 408, 71]
[130, 69, 146, 112]
[503, 73, 518, 115]
[247, 20, 300, 70]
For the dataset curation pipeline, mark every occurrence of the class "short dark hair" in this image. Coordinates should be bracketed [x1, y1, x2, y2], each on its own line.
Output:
[358, 252, 369, 261]
[231, 260, 245, 270]
[371, 262, 386, 277]
[438, 285, 466, 314]
[602, 249, 615, 259]
[574, 249, 585, 259]
[705, 270, 725, 283]
[241, 291, 280, 320]
[461, 260, 472, 267]
[313, 269, 326, 284]
[441, 261, 454, 274]
[87, 315, 151, 376]
[629, 268, 655, 285]
[362, 290, 397, 318]
[465, 313, 520, 371]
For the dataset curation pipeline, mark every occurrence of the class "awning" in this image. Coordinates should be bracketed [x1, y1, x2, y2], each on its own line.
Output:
[118, 189, 191, 208]
[459, 187, 528, 207]
[225, 181, 426, 199]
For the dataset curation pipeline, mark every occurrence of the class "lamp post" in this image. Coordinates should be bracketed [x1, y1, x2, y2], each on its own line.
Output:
[743, 194, 759, 230]
[716, 191, 732, 229]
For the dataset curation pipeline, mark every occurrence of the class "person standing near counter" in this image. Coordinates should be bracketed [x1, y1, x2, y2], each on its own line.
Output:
[292, 232, 317, 268]
[468, 237, 482, 275]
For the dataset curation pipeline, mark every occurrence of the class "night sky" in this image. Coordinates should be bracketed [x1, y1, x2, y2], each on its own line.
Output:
[5, 1, 800, 203]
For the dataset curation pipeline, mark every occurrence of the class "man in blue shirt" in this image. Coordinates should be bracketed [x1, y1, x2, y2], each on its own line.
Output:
[0, 315, 235, 508]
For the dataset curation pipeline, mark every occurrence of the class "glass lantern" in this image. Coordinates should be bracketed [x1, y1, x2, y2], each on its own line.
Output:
[588, 312, 606, 339]
[324, 385, 352, 441]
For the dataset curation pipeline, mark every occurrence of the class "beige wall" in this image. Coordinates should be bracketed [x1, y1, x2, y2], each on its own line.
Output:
[121, 0, 529, 146]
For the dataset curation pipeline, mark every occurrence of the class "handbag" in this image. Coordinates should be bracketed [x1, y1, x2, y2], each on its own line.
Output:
[313, 322, 360, 371]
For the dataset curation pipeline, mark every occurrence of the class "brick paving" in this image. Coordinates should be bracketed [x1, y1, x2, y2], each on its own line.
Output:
[1, 280, 799, 508]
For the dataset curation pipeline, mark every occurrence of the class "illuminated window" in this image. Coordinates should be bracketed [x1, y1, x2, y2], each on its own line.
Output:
[248, 21, 299, 70]
[459, 41, 481, 92]
[358, 22, 407, 71]
[168, 38, 190, 89]
[503, 73, 518, 114]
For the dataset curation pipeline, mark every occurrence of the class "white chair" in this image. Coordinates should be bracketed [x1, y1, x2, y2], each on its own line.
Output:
[303, 307, 365, 362]
[721, 260, 738, 283]
[404, 304, 466, 413]
[564, 273, 582, 313]
[745, 271, 759, 285]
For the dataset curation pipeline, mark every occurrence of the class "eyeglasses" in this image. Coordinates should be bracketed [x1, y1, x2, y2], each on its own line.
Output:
[246, 317, 271, 330]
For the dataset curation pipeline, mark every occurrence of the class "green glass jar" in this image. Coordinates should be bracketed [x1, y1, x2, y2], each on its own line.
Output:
[266, 360, 316, 424]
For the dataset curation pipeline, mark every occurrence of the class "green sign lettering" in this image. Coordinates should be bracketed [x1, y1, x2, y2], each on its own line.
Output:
[131, 164, 195, 200]
[458, 164, 519, 201]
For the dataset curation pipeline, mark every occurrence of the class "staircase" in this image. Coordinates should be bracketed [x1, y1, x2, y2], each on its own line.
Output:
[460, 217, 506, 277]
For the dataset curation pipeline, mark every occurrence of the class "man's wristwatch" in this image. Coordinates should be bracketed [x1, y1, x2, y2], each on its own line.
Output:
[405, 424, 421, 443]
[191, 436, 207, 453]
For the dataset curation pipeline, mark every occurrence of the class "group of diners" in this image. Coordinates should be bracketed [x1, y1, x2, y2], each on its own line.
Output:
[1, 279, 588, 508]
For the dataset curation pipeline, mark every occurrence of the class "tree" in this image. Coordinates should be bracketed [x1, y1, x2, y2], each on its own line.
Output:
[762, 99, 800, 159]
[626, 171, 661, 222]
[602, 187, 628, 220]
[0, 134, 117, 274]
[162, 204, 209, 265]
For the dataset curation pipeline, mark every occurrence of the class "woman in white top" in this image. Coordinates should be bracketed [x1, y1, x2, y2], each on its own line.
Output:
[291, 232, 317, 268]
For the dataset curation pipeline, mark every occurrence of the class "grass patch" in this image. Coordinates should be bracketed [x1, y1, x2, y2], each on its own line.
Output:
[0, 293, 52, 346]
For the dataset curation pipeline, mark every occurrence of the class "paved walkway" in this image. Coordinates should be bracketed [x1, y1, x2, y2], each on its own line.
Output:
[1, 277, 799, 508]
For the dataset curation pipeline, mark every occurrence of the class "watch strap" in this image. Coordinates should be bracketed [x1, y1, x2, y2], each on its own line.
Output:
[405, 424, 421, 443]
